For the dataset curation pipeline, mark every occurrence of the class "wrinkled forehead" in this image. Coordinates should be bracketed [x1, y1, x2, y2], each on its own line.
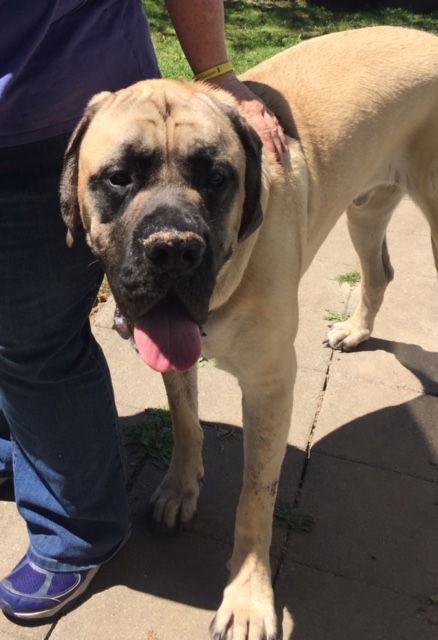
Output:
[80, 81, 237, 169]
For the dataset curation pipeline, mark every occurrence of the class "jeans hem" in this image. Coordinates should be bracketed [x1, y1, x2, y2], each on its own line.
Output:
[26, 526, 132, 572]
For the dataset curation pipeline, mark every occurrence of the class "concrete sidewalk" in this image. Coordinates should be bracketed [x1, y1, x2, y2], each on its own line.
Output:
[1, 197, 437, 640]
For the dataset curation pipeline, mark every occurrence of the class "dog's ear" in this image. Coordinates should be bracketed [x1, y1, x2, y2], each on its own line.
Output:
[223, 106, 263, 242]
[60, 91, 111, 247]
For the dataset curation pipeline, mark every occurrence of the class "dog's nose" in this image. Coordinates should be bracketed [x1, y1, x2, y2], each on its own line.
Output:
[143, 230, 206, 276]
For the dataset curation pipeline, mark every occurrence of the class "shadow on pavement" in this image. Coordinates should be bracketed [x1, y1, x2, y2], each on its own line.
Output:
[81, 337, 437, 638]
[358, 336, 438, 396]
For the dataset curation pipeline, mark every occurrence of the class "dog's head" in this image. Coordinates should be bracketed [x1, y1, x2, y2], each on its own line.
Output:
[60, 79, 263, 371]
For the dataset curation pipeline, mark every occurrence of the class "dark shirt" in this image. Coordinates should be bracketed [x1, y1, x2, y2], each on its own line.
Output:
[0, 0, 160, 147]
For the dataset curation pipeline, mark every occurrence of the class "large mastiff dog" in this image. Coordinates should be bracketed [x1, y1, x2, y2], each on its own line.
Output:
[60, 26, 438, 640]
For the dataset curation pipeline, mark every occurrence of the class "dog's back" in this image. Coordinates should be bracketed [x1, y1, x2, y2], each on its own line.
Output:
[242, 26, 438, 267]
[242, 25, 438, 145]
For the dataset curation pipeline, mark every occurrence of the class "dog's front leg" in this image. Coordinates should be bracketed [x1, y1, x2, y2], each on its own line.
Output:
[149, 367, 204, 532]
[210, 351, 296, 640]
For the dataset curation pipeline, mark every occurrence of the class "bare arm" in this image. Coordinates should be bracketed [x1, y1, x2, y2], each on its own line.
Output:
[164, 0, 287, 159]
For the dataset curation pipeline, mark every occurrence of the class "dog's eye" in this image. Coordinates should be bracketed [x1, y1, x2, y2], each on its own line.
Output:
[108, 171, 133, 188]
[206, 171, 226, 188]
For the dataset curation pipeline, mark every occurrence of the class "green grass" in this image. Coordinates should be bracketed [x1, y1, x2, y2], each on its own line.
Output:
[324, 309, 351, 323]
[124, 408, 173, 468]
[427, 593, 438, 606]
[335, 271, 362, 285]
[274, 500, 315, 533]
[144, 1, 438, 78]
[197, 355, 217, 368]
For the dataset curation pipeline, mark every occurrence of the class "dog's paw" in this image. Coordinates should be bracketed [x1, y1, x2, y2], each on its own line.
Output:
[148, 469, 203, 534]
[209, 570, 277, 640]
[325, 320, 370, 351]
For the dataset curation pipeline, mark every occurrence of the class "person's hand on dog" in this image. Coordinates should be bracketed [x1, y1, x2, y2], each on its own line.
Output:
[165, 1, 286, 160]
[207, 71, 288, 161]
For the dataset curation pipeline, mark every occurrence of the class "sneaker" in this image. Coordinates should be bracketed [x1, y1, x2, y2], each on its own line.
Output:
[0, 555, 99, 620]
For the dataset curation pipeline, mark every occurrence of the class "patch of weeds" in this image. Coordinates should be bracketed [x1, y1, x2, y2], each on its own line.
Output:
[91, 276, 112, 315]
[274, 500, 315, 533]
[198, 356, 217, 368]
[216, 425, 239, 440]
[214, 425, 240, 453]
[335, 271, 361, 285]
[427, 594, 438, 607]
[124, 408, 173, 468]
[324, 309, 351, 323]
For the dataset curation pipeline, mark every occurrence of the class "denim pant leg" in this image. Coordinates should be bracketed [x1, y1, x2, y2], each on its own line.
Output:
[0, 135, 130, 571]
[0, 411, 12, 477]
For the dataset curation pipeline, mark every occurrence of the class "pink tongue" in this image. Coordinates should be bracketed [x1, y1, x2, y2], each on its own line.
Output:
[133, 298, 202, 373]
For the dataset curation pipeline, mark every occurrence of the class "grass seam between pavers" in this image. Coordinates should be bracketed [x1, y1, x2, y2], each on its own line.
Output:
[272, 352, 335, 588]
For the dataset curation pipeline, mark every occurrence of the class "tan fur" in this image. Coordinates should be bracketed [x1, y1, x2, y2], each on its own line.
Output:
[64, 26, 438, 639]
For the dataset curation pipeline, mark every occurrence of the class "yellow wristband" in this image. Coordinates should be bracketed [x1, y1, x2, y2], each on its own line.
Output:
[194, 61, 234, 81]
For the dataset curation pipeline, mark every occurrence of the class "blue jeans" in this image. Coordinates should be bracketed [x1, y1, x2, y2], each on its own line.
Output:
[0, 135, 130, 571]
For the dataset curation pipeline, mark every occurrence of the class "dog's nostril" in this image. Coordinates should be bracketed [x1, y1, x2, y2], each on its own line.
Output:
[182, 248, 200, 266]
[147, 244, 173, 269]
[143, 232, 205, 275]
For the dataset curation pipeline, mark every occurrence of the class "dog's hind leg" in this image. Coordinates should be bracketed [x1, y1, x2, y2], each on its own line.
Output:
[432, 233, 438, 275]
[326, 184, 403, 350]
[405, 120, 438, 278]
[414, 197, 438, 276]
[149, 367, 204, 532]
[408, 183, 438, 277]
